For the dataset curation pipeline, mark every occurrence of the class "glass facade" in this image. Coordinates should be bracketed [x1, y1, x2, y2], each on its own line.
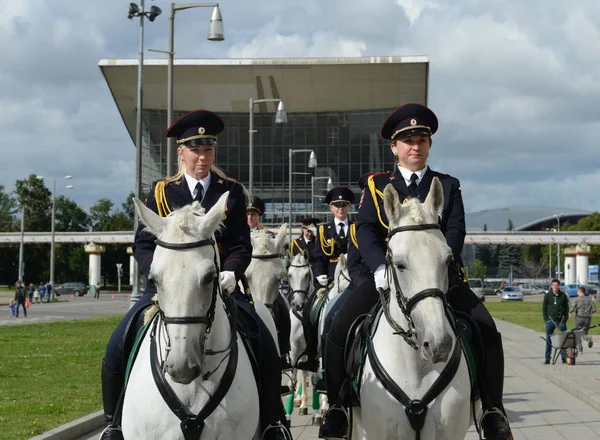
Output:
[141, 108, 397, 225]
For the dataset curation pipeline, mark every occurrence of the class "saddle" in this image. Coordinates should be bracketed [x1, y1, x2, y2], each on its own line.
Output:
[344, 301, 481, 407]
[300, 287, 326, 358]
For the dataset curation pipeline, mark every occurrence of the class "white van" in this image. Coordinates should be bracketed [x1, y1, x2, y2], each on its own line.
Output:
[467, 279, 486, 301]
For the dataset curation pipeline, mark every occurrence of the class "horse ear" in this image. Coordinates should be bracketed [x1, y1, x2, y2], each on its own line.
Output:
[424, 177, 444, 219]
[339, 253, 347, 267]
[383, 184, 402, 227]
[275, 223, 288, 254]
[201, 191, 229, 235]
[133, 198, 166, 236]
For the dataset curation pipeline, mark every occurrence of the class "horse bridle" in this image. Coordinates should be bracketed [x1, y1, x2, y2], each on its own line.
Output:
[250, 252, 284, 311]
[381, 223, 449, 350]
[288, 260, 312, 314]
[154, 238, 220, 329]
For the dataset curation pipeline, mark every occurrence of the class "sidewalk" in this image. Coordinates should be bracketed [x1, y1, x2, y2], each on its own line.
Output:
[54, 319, 600, 440]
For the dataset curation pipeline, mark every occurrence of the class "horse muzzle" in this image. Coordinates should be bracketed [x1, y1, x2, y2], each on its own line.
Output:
[420, 331, 453, 364]
[164, 340, 205, 384]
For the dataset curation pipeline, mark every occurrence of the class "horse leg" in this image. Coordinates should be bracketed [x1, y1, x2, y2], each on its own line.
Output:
[351, 407, 367, 440]
[298, 369, 310, 416]
[294, 369, 303, 407]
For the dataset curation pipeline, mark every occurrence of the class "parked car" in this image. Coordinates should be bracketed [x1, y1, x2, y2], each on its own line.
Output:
[482, 282, 499, 296]
[518, 283, 547, 295]
[467, 279, 485, 301]
[563, 284, 591, 297]
[500, 286, 524, 302]
[55, 282, 88, 297]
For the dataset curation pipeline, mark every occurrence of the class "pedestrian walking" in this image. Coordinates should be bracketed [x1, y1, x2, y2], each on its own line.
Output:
[542, 279, 569, 364]
[569, 286, 596, 351]
[95, 282, 101, 299]
[14, 281, 27, 318]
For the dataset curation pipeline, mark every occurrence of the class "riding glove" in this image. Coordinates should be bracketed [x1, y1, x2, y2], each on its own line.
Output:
[219, 271, 237, 295]
[317, 275, 329, 287]
[373, 264, 389, 292]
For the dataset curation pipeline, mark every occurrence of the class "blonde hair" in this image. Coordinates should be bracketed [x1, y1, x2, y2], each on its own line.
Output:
[167, 144, 253, 204]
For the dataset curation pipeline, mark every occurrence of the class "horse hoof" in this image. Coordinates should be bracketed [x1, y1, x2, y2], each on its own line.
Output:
[294, 400, 301, 407]
[299, 407, 308, 416]
[286, 414, 291, 422]
[312, 416, 322, 426]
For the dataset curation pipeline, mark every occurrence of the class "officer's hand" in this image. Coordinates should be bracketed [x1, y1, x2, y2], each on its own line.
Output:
[374, 264, 389, 292]
[317, 275, 329, 287]
[219, 271, 237, 295]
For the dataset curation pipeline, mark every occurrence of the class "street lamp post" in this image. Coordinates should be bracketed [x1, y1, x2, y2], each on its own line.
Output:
[554, 214, 563, 281]
[37, 175, 73, 290]
[288, 149, 317, 246]
[311, 176, 333, 216]
[249, 98, 287, 195]
[166, 2, 224, 176]
[18, 205, 25, 282]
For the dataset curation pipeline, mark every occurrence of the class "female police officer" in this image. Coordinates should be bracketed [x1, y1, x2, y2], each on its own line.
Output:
[100, 110, 290, 440]
[319, 104, 511, 440]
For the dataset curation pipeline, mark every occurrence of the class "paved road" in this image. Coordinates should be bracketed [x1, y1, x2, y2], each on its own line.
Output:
[74, 319, 600, 440]
[0, 292, 130, 326]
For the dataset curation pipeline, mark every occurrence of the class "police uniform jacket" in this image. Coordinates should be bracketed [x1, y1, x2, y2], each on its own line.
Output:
[314, 219, 354, 279]
[347, 223, 369, 284]
[133, 171, 252, 283]
[356, 166, 466, 273]
[290, 235, 316, 263]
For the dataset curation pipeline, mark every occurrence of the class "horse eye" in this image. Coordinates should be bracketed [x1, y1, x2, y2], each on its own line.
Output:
[395, 263, 406, 271]
[201, 272, 216, 286]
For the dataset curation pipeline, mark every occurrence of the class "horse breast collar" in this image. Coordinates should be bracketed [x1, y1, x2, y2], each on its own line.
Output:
[149, 236, 239, 440]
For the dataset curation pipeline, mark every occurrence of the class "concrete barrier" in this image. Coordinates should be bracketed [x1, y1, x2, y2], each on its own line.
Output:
[29, 410, 104, 440]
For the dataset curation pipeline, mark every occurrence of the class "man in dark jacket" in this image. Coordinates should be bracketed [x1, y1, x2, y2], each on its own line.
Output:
[542, 279, 570, 364]
[14, 281, 27, 318]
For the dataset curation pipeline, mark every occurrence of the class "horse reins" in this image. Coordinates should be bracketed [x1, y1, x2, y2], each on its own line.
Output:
[149, 236, 239, 440]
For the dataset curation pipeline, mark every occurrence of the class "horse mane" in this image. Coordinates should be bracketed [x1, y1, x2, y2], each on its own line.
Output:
[251, 230, 275, 254]
[402, 197, 441, 225]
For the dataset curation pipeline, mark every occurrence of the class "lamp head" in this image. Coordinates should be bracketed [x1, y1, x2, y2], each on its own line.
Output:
[127, 3, 140, 19]
[147, 5, 162, 22]
[208, 6, 225, 41]
[308, 151, 317, 169]
[275, 100, 287, 124]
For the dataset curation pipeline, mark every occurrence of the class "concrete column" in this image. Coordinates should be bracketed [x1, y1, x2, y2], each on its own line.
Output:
[564, 246, 577, 285]
[84, 243, 105, 288]
[576, 244, 590, 285]
[127, 246, 134, 286]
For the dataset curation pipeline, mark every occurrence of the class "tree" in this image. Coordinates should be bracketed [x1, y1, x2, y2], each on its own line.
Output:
[475, 223, 494, 267]
[469, 259, 487, 280]
[0, 185, 18, 285]
[565, 212, 600, 265]
[497, 219, 522, 278]
[55, 195, 90, 232]
[521, 256, 546, 279]
[0, 185, 17, 232]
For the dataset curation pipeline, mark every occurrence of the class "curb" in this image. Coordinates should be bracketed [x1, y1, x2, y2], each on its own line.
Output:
[545, 371, 600, 412]
[29, 410, 104, 440]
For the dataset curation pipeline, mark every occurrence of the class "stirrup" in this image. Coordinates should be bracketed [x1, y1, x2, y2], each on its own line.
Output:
[262, 421, 292, 440]
[480, 407, 513, 440]
[99, 425, 123, 440]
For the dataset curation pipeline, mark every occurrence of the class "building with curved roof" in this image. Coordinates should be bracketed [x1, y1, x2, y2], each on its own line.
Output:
[466, 206, 593, 232]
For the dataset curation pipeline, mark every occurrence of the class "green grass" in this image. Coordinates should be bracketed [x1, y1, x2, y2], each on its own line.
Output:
[485, 301, 600, 335]
[0, 317, 121, 440]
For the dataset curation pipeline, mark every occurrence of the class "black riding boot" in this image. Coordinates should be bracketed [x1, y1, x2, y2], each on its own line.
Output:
[318, 335, 349, 440]
[99, 359, 125, 440]
[275, 295, 293, 371]
[480, 337, 512, 440]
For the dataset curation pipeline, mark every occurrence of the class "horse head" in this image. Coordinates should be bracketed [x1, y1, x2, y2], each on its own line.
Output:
[246, 224, 288, 305]
[288, 252, 312, 312]
[332, 253, 351, 295]
[133, 193, 228, 384]
[383, 177, 454, 363]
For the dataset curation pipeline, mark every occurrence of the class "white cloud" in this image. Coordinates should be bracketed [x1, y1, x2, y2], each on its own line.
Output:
[0, 0, 599, 219]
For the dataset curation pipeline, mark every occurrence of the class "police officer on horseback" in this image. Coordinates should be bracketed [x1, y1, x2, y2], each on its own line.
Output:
[99, 110, 290, 440]
[319, 103, 511, 440]
[290, 217, 321, 264]
[247, 196, 270, 234]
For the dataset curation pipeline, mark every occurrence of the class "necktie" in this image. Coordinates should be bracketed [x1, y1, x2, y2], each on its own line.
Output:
[408, 173, 419, 198]
[338, 223, 345, 239]
[194, 182, 203, 201]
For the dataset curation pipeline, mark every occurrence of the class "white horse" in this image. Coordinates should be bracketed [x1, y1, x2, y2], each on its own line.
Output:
[352, 178, 478, 440]
[246, 226, 288, 352]
[123, 194, 260, 440]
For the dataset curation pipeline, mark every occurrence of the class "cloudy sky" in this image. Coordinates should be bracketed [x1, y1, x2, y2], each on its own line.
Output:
[1, 0, 599, 216]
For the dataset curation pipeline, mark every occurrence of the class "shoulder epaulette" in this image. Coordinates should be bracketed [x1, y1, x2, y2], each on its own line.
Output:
[367, 174, 389, 230]
[153, 179, 172, 217]
[349, 223, 359, 249]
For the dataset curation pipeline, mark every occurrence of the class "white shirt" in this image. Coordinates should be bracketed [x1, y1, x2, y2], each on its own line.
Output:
[184, 172, 211, 200]
[335, 219, 349, 236]
[397, 165, 428, 187]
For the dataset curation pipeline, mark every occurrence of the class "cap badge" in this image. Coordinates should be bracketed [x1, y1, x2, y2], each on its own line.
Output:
[198, 127, 206, 135]
[410, 119, 417, 126]
[338, 195, 343, 199]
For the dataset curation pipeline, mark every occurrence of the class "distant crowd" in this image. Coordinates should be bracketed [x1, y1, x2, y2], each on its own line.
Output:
[8, 280, 54, 318]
